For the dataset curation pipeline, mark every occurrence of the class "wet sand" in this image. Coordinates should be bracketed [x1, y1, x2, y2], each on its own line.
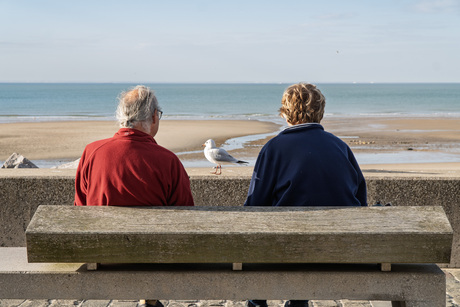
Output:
[0, 120, 279, 161]
[1, 117, 460, 172]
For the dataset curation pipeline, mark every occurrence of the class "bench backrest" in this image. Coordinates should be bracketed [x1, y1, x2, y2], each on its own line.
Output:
[26, 205, 453, 264]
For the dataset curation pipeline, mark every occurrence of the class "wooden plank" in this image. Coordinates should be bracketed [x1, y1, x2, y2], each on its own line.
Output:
[26, 206, 453, 264]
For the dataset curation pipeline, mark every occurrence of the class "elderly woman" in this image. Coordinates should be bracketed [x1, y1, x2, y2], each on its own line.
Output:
[244, 83, 367, 307]
[244, 83, 366, 307]
[245, 82, 367, 208]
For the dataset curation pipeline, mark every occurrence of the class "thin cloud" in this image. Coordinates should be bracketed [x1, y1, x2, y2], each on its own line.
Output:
[414, 0, 460, 13]
[317, 12, 355, 21]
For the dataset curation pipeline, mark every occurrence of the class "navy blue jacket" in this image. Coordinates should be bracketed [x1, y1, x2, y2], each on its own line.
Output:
[245, 123, 367, 207]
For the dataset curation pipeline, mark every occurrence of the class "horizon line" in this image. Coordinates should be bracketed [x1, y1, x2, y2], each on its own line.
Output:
[1, 81, 459, 85]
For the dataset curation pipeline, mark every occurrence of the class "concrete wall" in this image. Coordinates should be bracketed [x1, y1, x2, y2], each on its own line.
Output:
[1, 171, 459, 266]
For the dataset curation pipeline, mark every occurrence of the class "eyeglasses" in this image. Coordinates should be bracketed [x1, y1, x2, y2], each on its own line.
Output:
[157, 110, 163, 120]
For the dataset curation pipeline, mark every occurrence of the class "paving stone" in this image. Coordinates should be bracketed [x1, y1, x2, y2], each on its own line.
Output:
[266, 301, 284, 307]
[47, 300, 81, 306]
[341, 300, 372, 306]
[223, 301, 246, 307]
[16, 300, 50, 307]
[310, 301, 340, 307]
[208, 301, 227, 307]
[80, 300, 113, 307]
[196, 300, 227, 307]
[0, 300, 27, 307]
[202, 300, 226, 306]
[167, 301, 200, 307]
[445, 270, 460, 307]
[106, 301, 138, 307]
[369, 302, 391, 307]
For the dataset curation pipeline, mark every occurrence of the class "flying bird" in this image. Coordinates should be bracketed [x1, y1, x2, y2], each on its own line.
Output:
[203, 139, 248, 175]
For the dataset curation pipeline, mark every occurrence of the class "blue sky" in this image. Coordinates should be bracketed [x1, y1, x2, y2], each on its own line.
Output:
[0, 0, 459, 83]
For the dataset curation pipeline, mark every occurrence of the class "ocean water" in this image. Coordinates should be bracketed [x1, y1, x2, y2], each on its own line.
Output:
[1, 83, 460, 124]
[1, 83, 460, 167]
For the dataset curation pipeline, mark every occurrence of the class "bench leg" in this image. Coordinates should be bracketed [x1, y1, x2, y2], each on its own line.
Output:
[86, 263, 99, 271]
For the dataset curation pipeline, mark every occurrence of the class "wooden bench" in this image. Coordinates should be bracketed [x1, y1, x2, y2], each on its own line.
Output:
[0, 205, 454, 306]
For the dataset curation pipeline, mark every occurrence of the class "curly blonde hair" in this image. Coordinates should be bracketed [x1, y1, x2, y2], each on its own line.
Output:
[279, 83, 325, 125]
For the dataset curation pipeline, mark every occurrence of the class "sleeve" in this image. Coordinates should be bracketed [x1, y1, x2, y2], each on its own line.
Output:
[244, 145, 276, 206]
[167, 157, 195, 206]
[348, 147, 367, 206]
[74, 151, 88, 206]
[356, 174, 367, 206]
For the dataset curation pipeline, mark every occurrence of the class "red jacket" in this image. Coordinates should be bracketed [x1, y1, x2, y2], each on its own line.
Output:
[75, 128, 194, 207]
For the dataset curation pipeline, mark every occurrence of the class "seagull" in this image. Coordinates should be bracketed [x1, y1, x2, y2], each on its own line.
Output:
[202, 139, 248, 175]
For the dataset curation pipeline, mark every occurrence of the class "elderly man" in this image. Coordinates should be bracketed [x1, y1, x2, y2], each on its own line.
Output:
[74, 85, 194, 307]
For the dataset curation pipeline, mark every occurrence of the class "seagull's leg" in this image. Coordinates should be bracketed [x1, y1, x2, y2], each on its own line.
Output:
[216, 164, 222, 175]
[210, 165, 217, 174]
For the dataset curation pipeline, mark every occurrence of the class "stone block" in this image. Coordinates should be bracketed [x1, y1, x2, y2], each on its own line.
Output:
[0, 248, 446, 306]
[26, 206, 452, 264]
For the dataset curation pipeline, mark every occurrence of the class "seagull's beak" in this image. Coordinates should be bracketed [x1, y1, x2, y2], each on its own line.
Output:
[202, 143, 205, 147]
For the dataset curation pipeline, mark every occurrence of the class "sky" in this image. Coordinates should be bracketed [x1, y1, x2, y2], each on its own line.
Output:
[0, 0, 459, 83]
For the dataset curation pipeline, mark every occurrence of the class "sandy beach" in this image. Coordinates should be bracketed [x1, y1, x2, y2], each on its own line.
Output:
[0, 120, 280, 161]
[1, 117, 460, 172]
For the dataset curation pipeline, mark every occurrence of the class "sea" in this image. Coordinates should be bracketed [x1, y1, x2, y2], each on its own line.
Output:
[1, 83, 460, 167]
[1, 83, 460, 123]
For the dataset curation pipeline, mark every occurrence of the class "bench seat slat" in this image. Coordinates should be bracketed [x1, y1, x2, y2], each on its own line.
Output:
[25, 206, 453, 264]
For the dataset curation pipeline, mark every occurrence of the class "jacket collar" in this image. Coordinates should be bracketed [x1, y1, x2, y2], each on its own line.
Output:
[115, 128, 157, 144]
[282, 123, 323, 133]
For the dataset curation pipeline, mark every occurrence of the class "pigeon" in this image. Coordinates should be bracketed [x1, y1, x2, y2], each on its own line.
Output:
[202, 139, 248, 175]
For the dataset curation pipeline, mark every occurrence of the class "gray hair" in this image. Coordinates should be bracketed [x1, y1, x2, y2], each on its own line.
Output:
[116, 85, 161, 131]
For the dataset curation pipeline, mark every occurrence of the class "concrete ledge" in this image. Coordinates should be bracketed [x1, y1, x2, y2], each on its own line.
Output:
[0, 248, 446, 306]
[1, 169, 460, 267]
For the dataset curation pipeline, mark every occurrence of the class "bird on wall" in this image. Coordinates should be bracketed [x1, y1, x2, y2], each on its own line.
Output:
[203, 139, 248, 175]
